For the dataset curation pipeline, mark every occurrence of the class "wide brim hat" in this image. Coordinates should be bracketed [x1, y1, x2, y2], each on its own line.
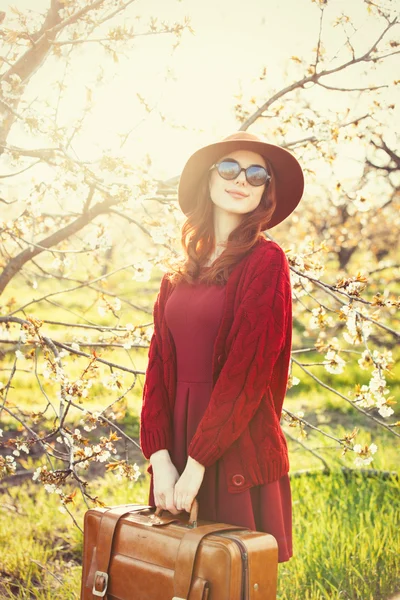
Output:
[178, 131, 304, 230]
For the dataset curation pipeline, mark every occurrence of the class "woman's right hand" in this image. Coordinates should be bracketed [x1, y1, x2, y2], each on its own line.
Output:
[150, 449, 184, 515]
[152, 460, 184, 515]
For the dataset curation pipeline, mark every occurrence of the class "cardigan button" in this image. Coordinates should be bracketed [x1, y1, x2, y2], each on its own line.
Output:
[232, 474, 245, 486]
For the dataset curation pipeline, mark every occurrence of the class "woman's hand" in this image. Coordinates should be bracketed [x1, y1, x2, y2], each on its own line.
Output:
[152, 459, 185, 515]
[174, 456, 206, 513]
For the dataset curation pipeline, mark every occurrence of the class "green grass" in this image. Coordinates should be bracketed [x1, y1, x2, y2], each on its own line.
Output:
[279, 469, 400, 600]
[0, 467, 398, 599]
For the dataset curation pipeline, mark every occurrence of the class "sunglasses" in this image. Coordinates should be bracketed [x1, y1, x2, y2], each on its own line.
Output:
[209, 158, 271, 187]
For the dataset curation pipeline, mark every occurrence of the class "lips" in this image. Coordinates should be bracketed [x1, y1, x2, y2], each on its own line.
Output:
[226, 189, 249, 198]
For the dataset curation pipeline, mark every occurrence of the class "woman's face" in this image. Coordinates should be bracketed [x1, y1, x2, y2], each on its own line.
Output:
[208, 149, 267, 215]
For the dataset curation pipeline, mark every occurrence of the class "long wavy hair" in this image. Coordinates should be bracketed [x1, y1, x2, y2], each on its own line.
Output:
[165, 156, 277, 287]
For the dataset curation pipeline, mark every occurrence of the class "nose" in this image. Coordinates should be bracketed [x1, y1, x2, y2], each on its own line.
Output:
[234, 170, 247, 185]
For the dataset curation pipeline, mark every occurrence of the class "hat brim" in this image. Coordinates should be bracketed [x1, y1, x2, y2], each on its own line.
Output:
[178, 139, 304, 229]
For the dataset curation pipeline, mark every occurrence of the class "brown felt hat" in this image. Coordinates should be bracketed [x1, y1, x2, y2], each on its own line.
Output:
[178, 131, 305, 229]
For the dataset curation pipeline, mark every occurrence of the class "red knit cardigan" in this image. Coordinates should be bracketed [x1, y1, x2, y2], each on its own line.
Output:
[140, 236, 293, 494]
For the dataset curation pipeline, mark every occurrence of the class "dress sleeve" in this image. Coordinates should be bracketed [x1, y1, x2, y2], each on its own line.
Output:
[139, 274, 173, 460]
[187, 247, 291, 467]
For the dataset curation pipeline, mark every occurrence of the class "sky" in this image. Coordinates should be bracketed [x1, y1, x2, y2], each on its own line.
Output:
[1, 0, 399, 188]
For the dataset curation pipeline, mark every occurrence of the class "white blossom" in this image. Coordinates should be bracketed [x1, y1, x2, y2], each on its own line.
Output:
[376, 402, 394, 418]
[96, 450, 111, 463]
[150, 224, 176, 245]
[131, 260, 153, 282]
[42, 368, 52, 380]
[309, 307, 334, 330]
[354, 455, 374, 467]
[105, 441, 117, 453]
[353, 442, 378, 467]
[369, 369, 388, 395]
[44, 483, 57, 494]
[1, 455, 17, 477]
[83, 423, 97, 432]
[324, 350, 346, 374]
[18, 443, 29, 454]
[32, 466, 43, 481]
[353, 385, 375, 408]
[313, 123, 331, 141]
[102, 372, 123, 390]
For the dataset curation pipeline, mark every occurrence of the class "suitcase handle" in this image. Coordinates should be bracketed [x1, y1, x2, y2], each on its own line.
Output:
[154, 498, 199, 526]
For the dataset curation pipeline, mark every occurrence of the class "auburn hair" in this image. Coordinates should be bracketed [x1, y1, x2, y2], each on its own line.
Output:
[164, 157, 277, 287]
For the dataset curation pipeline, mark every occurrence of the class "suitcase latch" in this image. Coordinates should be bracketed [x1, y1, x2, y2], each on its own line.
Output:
[92, 570, 109, 597]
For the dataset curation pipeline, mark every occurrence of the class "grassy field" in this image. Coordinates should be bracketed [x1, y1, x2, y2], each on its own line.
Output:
[1, 268, 399, 598]
[1, 370, 399, 599]
[0, 462, 398, 599]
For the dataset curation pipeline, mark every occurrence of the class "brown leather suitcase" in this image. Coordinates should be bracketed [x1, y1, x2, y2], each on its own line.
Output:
[80, 499, 279, 599]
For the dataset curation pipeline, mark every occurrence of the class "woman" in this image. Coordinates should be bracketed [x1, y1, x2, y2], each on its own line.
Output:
[140, 131, 304, 563]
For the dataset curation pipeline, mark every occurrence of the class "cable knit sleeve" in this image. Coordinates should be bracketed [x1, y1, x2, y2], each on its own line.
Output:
[187, 246, 291, 468]
[139, 274, 173, 460]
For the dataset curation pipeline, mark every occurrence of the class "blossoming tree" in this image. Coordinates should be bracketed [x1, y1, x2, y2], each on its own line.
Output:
[0, 0, 399, 525]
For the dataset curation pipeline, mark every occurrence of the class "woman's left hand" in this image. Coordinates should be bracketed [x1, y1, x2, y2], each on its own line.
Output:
[174, 456, 206, 513]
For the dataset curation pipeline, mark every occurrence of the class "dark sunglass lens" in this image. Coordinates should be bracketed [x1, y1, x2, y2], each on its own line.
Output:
[247, 166, 268, 186]
[218, 160, 240, 180]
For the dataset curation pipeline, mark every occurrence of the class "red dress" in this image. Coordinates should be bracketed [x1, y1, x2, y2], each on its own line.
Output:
[148, 270, 293, 563]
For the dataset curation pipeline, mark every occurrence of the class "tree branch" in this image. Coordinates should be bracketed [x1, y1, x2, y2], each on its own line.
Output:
[0, 192, 120, 294]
